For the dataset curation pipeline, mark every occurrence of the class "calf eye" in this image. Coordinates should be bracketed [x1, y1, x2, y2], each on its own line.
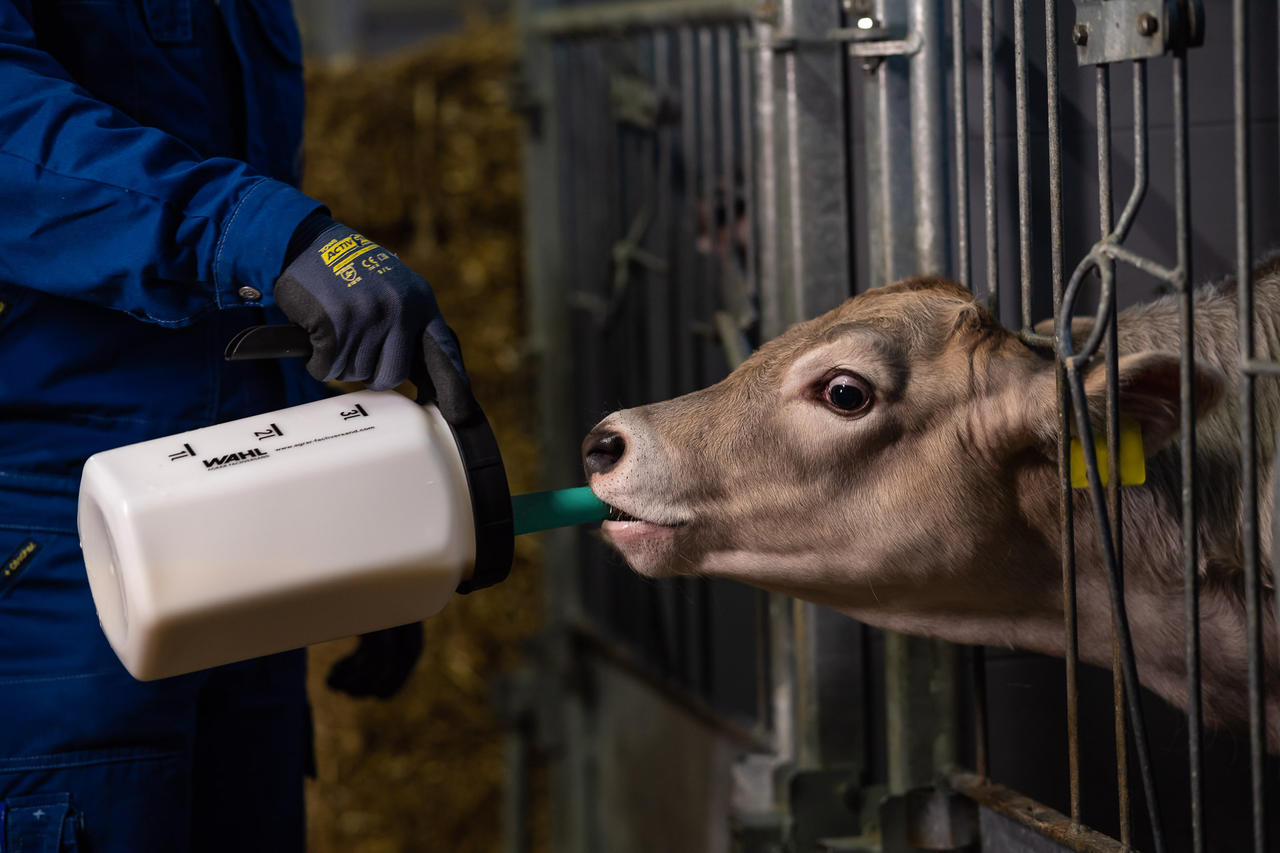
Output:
[823, 374, 872, 414]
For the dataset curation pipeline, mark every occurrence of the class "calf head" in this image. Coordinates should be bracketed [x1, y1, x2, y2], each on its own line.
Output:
[583, 276, 1223, 631]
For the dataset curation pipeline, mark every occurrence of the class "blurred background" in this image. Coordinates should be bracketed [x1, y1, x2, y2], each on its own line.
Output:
[290, 6, 547, 852]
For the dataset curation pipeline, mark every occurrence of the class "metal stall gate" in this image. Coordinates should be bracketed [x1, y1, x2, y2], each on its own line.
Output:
[515, 1, 1279, 850]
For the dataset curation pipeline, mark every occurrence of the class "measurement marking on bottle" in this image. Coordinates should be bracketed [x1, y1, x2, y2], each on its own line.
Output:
[254, 423, 284, 440]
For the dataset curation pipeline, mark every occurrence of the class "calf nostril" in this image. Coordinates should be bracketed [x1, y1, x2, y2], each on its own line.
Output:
[583, 431, 626, 476]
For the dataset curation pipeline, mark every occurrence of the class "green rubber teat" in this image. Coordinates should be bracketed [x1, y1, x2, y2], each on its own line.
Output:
[511, 487, 609, 536]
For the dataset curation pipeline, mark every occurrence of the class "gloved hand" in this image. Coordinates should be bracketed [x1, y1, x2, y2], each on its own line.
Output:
[275, 217, 480, 424]
[325, 623, 425, 700]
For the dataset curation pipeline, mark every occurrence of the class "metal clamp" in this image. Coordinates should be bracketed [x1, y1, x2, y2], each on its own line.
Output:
[761, 23, 922, 58]
[1071, 0, 1204, 66]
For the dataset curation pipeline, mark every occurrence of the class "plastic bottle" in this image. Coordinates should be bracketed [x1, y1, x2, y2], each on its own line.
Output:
[77, 388, 605, 681]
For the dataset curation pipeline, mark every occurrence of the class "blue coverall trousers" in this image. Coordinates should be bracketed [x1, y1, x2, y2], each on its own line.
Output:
[0, 0, 331, 848]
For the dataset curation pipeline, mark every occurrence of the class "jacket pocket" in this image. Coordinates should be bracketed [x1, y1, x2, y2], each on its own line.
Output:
[0, 749, 189, 853]
[2, 791, 84, 852]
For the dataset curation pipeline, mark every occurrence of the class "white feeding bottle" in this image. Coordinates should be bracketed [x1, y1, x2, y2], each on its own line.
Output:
[76, 325, 606, 681]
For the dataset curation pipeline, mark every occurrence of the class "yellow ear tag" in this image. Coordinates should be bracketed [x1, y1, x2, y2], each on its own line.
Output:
[1069, 418, 1146, 488]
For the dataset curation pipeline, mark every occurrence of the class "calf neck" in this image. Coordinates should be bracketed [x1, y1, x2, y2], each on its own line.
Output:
[583, 268, 1280, 746]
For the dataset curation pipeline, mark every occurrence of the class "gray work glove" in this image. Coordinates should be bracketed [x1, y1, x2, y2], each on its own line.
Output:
[275, 217, 480, 425]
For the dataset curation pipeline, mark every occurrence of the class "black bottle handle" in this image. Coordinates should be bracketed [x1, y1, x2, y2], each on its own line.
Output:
[225, 325, 312, 361]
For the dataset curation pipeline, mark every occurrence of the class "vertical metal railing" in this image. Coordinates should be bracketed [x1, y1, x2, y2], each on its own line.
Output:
[1041, 1, 1084, 833]
[1014, 0, 1031, 333]
[1171, 44, 1204, 853]
[980, 0, 998, 314]
[738, 21, 757, 323]
[1015, 1, 1207, 849]
[1056, 46, 1172, 853]
[952, 0, 989, 782]
[1233, 1, 1268, 850]
[951, 0, 970, 292]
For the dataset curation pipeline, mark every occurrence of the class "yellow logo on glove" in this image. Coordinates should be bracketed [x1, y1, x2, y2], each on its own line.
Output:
[319, 232, 383, 286]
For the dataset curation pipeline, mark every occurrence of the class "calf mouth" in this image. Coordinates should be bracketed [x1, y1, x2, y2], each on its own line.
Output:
[594, 497, 692, 575]
[601, 502, 687, 534]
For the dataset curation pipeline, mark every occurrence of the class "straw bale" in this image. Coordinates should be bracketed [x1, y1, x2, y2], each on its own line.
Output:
[299, 19, 548, 853]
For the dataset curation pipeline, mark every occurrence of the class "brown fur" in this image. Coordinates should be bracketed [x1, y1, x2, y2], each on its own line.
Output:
[584, 268, 1280, 747]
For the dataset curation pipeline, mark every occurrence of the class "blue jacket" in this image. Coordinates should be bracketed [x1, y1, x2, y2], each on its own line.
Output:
[0, 0, 328, 530]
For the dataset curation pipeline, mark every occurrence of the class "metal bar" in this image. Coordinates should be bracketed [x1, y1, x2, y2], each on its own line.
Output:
[844, 31, 923, 58]
[1104, 243, 1177, 283]
[973, 645, 989, 778]
[678, 28, 699, 395]
[794, 600, 819, 767]
[651, 30, 689, 677]
[1058, 267, 1169, 853]
[777, 0, 851, 319]
[1113, 61, 1148, 246]
[951, 0, 969, 289]
[865, 1, 915, 287]
[1094, 62, 1131, 849]
[883, 0, 960, 795]
[1058, 301, 1167, 853]
[1172, 49, 1204, 853]
[885, 633, 956, 792]
[1107, 282, 1130, 853]
[1015, 0, 1032, 332]
[1019, 329, 1055, 349]
[747, 8, 801, 789]
[719, 25, 738, 321]
[1244, 358, 1280, 377]
[672, 35, 703, 750]
[1119, 61, 1145, 851]
[700, 24, 717, 345]
[981, 0, 997, 314]
[1096, 66, 1112, 239]
[530, 0, 754, 38]
[781, 9, 805, 317]
[951, 773, 1127, 853]
[755, 586, 771, 735]
[754, 11, 780, 335]
[909, 0, 948, 272]
[515, 18, 582, 853]
[649, 30, 674, 405]
[1233, 0, 1267, 848]
[562, 41, 604, 853]
[1044, 0, 1080, 826]
[768, 592, 798, 775]
[738, 23, 758, 313]
[621, 39, 646, 412]
[689, 25, 717, 696]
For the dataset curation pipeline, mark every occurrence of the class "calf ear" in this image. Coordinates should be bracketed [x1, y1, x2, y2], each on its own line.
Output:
[1066, 352, 1226, 456]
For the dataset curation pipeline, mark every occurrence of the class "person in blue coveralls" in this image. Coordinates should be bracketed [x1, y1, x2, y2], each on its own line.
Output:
[0, 2, 489, 850]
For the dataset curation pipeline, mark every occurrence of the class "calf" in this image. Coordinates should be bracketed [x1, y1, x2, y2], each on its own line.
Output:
[582, 267, 1280, 746]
